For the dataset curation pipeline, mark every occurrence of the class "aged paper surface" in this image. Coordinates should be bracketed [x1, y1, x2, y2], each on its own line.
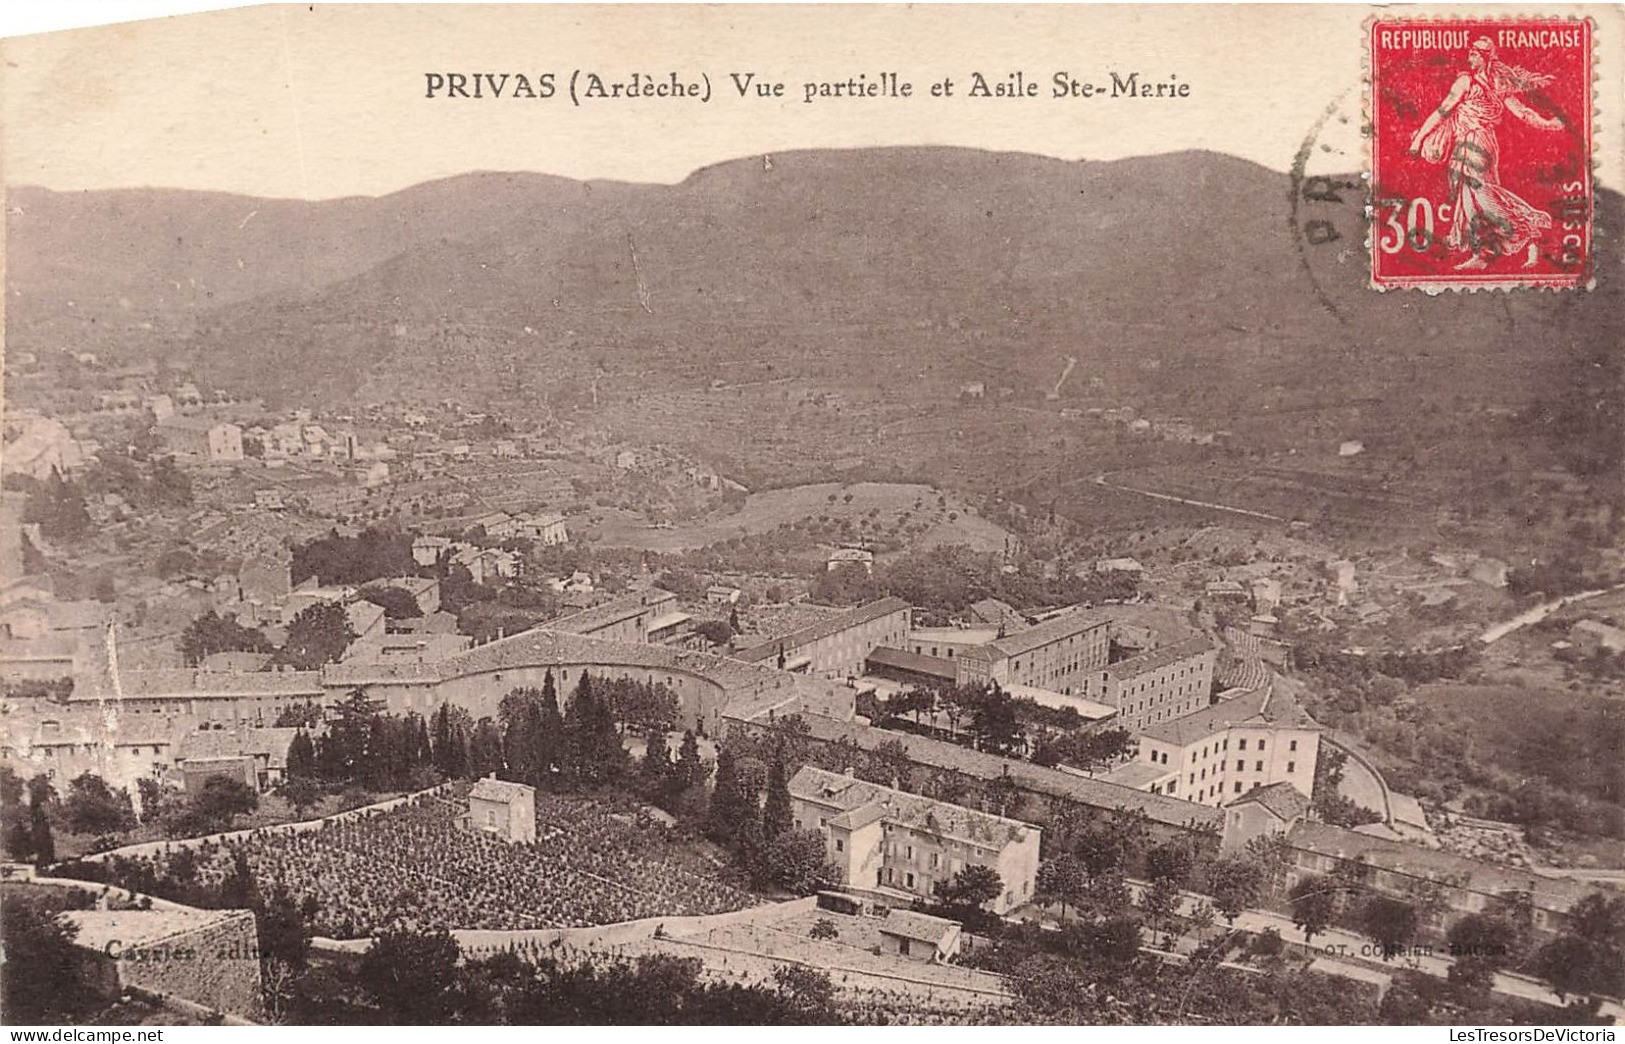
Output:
[2, 4, 1624, 1029]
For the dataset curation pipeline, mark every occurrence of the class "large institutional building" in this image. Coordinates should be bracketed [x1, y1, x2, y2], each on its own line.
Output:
[788, 765, 1041, 915]
[1109, 682, 1320, 804]
[733, 597, 911, 680]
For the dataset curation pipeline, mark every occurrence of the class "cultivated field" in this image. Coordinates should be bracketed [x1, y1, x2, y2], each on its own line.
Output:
[113, 790, 758, 938]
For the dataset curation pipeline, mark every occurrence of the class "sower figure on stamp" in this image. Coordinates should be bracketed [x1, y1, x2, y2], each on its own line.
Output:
[1407, 37, 1565, 270]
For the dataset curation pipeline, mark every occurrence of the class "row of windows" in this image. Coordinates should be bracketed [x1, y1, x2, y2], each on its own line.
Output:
[1188, 760, 1296, 784]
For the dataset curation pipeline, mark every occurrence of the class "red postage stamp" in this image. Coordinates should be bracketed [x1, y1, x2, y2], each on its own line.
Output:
[1368, 17, 1593, 289]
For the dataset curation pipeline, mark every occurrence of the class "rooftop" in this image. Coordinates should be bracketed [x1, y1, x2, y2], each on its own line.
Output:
[734, 598, 911, 662]
[874, 908, 962, 945]
[469, 775, 535, 803]
[64, 907, 253, 954]
[774, 716, 1222, 831]
[866, 646, 957, 681]
[1285, 820, 1603, 913]
[791, 765, 1037, 850]
[546, 589, 677, 636]
[1228, 780, 1312, 822]
[1102, 634, 1217, 680]
[1137, 679, 1316, 747]
[984, 607, 1111, 660]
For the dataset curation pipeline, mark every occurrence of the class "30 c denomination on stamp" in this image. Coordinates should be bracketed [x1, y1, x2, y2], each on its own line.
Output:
[1368, 17, 1593, 290]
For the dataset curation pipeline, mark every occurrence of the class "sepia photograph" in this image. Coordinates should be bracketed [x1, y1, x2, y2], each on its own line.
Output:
[0, 2, 1622, 1030]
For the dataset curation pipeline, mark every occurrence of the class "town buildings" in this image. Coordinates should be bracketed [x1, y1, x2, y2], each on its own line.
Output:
[952, 608, 1112, 694]
[157, 415, 245, 462]
[1119, 683, 1320, 805]
[1085, 634, 1217, 732]
[789, 766, 1041, 915]
[734, 597, 911, 680]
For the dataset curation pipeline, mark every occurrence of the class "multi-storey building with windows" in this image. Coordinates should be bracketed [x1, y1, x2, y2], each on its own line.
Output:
[788, 765, 1041, 915]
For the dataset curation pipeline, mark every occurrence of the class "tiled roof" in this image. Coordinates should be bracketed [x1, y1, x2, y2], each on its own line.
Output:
[1228, 780, 1311, 822]
[101, 669, 324, 700]
[791, 766, 1037, 851]
[985, 608, 1111, 660]
[469, 775, 534, 803]
[1284, 821, 1602, 913]
[875, 909, 961, 944]
[546, 589, 676, 636]
[865, 646, 957, 681]
[778, 720, 1221, 831]
[1137, 684, 1284, 747]
[734, 598, 910, 663]
[1101, 635, 1216, 680]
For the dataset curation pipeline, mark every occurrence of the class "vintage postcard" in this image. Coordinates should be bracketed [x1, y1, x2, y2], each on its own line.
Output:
[1, 3, 1623, 1031]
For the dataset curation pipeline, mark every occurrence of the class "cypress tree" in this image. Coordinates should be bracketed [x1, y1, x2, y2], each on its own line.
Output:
[676, 730, 707, 792]
[705, 745, 750, 850]
[762, 748, 794, 841]
[535, 675, 564, 789]
[287, 730, 317, 780]
[29, 804, 54, 867]
[640, 734, 673, 787]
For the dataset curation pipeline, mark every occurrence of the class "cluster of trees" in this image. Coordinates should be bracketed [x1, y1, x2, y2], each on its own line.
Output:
[180, 610, 274, 666]
[1309, 747, 1383, 828]
[19, 470, 92, 543]
[809, 544, 1139, 619]
[1, 764, 263, 860]
[1031, 727, 1135, 774]
[181, 602, 357, 672]
[82, 452, 193, 512]
[1287, 870, 1625, 1008]
[290, 526, 415, 587]
[282, 673, 672, 806]
[1, 770, 59, 866]
[293, 925, 840, 1024]
[704, 742, 838, 896]
[485, 674, 628, 791]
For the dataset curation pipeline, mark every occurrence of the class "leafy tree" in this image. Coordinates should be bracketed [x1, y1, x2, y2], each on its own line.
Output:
[808, 918, 839, 941]
[280, 776, 323, 814]
[639, 734, 673, 793]
[760, 829, 839, 895]
[935, 864, 1004, 911]
[772, 964, 837, 1016]
[63, 772, 136, 836]
[179, 610, 272, 666]
[255, 885, 311, 971]
[274, 601, 357, 670]
[1447, 914, 1517, 993]
[1533, 892, 1625, 1002]
[1289, 874, 1339, 945]
[692, 619, 734, 646]
[1036, 854, 1088, 919]
[359, 584, 424, 620]
[185, 774, 259, 833]
[357, 925, 465, 1024]
[22, 469, 91, 543]
[470, 717, 506, 778]
[0, 893, 92, 1022]
[1140, 876, 1182, 934]
[1206, 858, 1265, 925]
[1144, 841, 1195, 885]
[1360, 895, 1420, 960]
[562, 674, 625, 787]
[29, 803, 55, 867]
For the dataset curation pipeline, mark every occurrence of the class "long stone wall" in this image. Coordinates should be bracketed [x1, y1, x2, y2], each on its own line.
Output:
[80, 784, 454, 864]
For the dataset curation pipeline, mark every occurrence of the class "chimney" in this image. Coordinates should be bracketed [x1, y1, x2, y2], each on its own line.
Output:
[844, 766, 855, 778]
